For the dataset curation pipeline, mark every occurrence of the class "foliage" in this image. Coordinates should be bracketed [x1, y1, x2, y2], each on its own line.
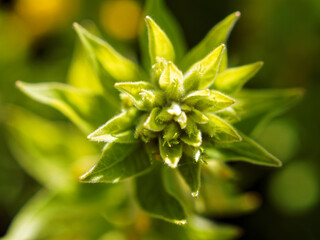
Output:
[3, 0, 304, 239]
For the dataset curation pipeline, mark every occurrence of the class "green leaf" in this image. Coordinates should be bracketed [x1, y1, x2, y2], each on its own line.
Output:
[188, 108, 209, 124]
[5, 106, 98, 191]
[135, 166, 187, 224]
[67, 41, 104, 94]
[181, 119, 202, 147]
[180, 12, 241, 71]
[115, 81, 165, 111]
[200, 113, 241, 143]
[144, 107, 167, 132]
[140, 0, 187, 69]
[182, 90, 235, 113]
[178, 155, 200, 197]
[207, 132, 282, 167]
[183, 44, 225, 92]
[186, 215, 241, 240]
[88, 108, 139, 142]
[159, 61, 184, 100]
[16, 81, 115, 134]
[163, 122, 180, 143]
[213, 61, 263, 94]
[3, 190, 114, 240]
[159, 136, 182, 168]
[145, 16, 175, 65]
[232, 88, 305, 122]
[80, 142, 153, 183]
[73, 22, 146, 83]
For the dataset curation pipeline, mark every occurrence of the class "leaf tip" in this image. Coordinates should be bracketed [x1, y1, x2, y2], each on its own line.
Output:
[174, 219, 187, 225]
[234, 11, 241, 18]
[72, 22, 79, 29]
[15, 80, 23, 89]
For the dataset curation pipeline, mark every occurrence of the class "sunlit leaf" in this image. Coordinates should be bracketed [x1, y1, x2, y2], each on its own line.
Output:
[74, 22, 146, 83]
[135, 166, 186, 224]
[183, 90, 235, 113]
[188, 108, 209, 124]
[180, 12, 241, 71]
[145, 16, 175, 65]
[88, 108, 139, 142]
[140, 0, 187, 69]
[159, 61, 184, 100]
[213, 61, 263, 94]
[16, 81, 115, 134]
[159, 136, 182, 168]
[115, 81, 165, 111]
[181, 119, 202, 147]
[80, 142, 153, 183]
[184, 44, 225, 92]
[144, 108, 167, 132]
[207, 132, 282, 167]
[200, 113, 241, 143]
[67, 41, 104, 94]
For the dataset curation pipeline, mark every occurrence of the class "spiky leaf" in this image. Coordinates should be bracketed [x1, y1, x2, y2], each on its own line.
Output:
[146, 16, 175, 65]
[214, 61, 263, 94]
[180, 12, 241, 71]
[183, 44, 225, 92]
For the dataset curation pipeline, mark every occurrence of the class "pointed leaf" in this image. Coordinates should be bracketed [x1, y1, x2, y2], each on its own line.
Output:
[88, 108, 139, 142]
[16, 81, 115, 134]
[188, 108, 209, 124]
[135, 166, 186, 224]
[163, 122, 180, 143]
[207, 132, 282, 167]
[145, 16, 175, 65]
[214, 61, 264, 94]
[216, 107, 241, 123]
[73, 23, 145, 83]
[232, 88, 305, 122]
[144, 107, 167, 132]
[140, 0, 187, 69]
[67, 41, 104, 94]
[159, 137, 182, 168]
[80, 142, 153, 183]
[183, 90, 235, 112]
[178, 155, 200, 197]
[183, 44, 225, 92]
[115, 81, 165, 111]
[180, 12, 241, 71]
[200, 113, 241, 143]
[159, 61, 184, 100]
[181, 119, 202, 147]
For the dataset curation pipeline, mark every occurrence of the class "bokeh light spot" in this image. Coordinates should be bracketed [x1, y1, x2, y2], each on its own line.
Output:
[269, 161, 319, 215]
[100, 0, 142, 40]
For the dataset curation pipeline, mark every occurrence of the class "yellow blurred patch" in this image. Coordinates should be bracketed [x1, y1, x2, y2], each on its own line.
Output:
[14, 0, 77, 37]
[100, 0, 142, 40]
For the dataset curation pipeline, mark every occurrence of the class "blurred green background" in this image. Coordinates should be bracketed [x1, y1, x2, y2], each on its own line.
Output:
[0, 0, 319, 239]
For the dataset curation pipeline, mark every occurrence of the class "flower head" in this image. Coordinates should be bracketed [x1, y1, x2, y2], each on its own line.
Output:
[17, 11, 303, 224]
